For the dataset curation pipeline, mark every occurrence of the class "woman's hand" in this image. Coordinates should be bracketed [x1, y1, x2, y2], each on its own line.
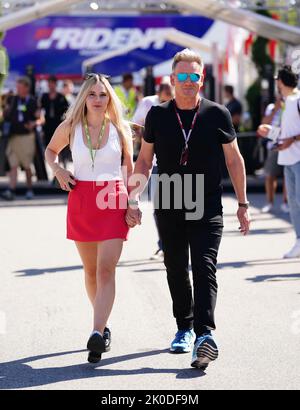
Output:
[125, 207, 142, 228]
[55, 168, 76, 192]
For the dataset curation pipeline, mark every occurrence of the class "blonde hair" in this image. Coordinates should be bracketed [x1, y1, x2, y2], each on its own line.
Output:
[64, 74, 132, 157]
[172, 49, 204, 72]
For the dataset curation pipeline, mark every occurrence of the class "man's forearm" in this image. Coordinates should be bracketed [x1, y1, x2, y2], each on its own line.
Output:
[128, 158, 153, 201]
[226, 157, 248, 204]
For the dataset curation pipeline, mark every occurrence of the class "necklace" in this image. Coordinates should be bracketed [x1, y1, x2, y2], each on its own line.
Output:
[84, 116, 106, 171]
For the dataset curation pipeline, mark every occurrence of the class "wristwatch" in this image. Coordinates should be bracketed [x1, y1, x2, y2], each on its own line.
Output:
[238, 202, 250, 209]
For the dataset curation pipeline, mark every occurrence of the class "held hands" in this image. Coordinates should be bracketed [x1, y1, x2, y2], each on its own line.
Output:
[54, 167, 76, 192]
[125, 206, 142, 228]
[237, 207, 251, 236]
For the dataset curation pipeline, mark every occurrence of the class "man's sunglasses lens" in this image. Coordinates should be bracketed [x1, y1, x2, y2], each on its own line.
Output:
[177, 73, 200, 82]
[190, 73, 201, 82]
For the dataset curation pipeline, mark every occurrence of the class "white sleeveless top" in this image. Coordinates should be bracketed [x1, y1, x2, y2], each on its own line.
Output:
[71, 122, 123, 181]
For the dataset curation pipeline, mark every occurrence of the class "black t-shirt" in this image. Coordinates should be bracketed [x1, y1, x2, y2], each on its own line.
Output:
[143, 98, 236, 213]
[5, 96, 38, 135]
[40, 92, 69, 130]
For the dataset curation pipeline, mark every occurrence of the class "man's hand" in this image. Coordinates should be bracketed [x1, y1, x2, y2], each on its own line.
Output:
[237, 207, 251, 236]
[276, 137, 294, 151]
[126, 207, 142, 228]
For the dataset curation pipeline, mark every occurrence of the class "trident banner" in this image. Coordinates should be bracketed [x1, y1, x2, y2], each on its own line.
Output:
[3, 15, 213, 76]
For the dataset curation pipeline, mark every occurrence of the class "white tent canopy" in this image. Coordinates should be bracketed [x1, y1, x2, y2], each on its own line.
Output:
[169, 0, 300, 45]
[0, 0, 83, 31]
[0, 0, 299, 45]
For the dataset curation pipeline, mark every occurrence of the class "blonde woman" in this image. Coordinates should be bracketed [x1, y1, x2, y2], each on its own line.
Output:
[45, 73, 134, 363]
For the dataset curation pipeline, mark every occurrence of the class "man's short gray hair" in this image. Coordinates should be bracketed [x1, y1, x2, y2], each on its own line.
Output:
[172, 49, 204, 72]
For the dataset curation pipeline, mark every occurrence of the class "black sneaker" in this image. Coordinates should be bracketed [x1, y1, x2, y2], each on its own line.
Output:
[103, 327, 111, 352]
[87, 332, 106, 364]
[87, 332, 106, 354]
[87, 351, 102, 364]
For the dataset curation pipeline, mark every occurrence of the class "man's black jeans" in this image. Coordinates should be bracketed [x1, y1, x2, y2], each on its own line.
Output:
[155, 209, 224, 338]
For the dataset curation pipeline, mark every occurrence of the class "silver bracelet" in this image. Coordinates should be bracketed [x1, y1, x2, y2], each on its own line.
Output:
[128, 199, 139, 206]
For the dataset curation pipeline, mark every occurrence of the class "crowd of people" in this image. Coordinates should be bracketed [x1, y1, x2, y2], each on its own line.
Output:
[0, 75, 75, 200]
[0, 65, 299, 260]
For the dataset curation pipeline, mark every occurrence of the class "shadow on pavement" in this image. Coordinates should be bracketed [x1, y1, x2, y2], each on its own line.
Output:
[14, 266, 83, 277]
[14, 257, 300, 278]
[218, 258, 300, 270]
[0, 348, 205, 389]
[246, 273, 300, 283]
[129, 257, 300, 274]
[223, 227, 291, 237]
[14, 261, 163, 277]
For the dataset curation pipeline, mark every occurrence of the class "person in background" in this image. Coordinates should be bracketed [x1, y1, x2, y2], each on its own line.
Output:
[1, 77, 40, 201]
[114, 73, 138, 119]
[62, 79, 76, 106]
[144, 66, 156, 97]
[40, 75, 69, 168]
[258, 65, 300, 259]
[224, 85, 243, 133]
[40, 75, 69, 148]
[132, 80, 174, 260]
[258, 96, 289, 214]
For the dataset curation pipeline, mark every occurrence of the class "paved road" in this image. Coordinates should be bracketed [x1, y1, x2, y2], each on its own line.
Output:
[0, 194, 299, 390]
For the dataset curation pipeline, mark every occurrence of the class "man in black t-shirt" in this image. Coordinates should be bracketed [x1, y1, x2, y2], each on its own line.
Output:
[126, 49, 250, 371]
[40, 75, 69, 147]
[2, 77, 40, 200]
[40, 76, 70, 166]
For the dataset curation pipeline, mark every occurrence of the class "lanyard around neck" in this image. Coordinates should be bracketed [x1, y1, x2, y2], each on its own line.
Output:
[173, 100, 200, 148]
[84, 117, 106, 171]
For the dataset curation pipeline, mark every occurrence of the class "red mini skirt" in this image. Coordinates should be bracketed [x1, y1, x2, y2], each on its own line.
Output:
[67, 180, 130, 242]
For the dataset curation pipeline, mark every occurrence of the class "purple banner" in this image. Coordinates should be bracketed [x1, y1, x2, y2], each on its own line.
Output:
[3, 15, 214, 77]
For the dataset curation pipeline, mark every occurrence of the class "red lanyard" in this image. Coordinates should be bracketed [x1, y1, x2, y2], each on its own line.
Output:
[173, 99, 200, 166]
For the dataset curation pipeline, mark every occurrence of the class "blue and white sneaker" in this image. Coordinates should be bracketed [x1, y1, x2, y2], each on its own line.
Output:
[191, 333, 219, 370]
[170, 329, 195, 353]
